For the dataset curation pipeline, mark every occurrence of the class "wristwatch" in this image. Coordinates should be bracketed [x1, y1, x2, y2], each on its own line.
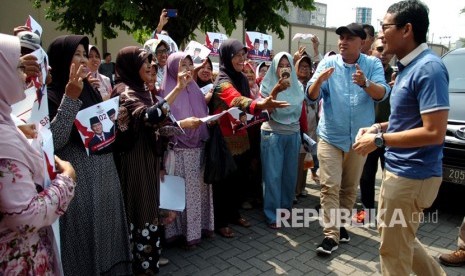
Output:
[361, 78, 371, 88]
[374, 132, 385, 148]
[160, 100, 170, 115]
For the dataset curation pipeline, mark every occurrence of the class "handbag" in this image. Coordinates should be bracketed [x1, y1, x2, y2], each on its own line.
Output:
[204, 124, 237, 183]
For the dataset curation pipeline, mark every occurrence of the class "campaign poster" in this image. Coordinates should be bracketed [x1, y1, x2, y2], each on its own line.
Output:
[74, 97, 119, 156]
[184, 41, 211, 64]
[10, 47, 56, 184]
[245, 31, 273, 61]
[25, 15, 43, 38]
[205, 32, 228, 56]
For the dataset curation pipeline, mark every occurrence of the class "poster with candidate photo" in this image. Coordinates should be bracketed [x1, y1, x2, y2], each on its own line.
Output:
[74, 97, 119, 156]
[184, 41, 211, 64]
[11, 47, 56, 185]
[225, 108, 270, 134]
[245, 31, 273, 61]
[205, 32, 228, 56]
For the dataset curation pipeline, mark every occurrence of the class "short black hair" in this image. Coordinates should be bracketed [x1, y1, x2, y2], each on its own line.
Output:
[387, 0, 429, 44]
[103, 52, 111, 59]
[362, 24, 375, 38]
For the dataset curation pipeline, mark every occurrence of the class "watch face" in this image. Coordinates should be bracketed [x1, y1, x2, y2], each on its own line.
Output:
[162, 102, 170, 113]
[374, 133, 384, 147]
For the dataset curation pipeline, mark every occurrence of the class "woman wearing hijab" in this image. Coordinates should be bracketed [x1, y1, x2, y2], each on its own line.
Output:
[47, 35, 132, 275]
[160, 52, 214, 249]
[112, 46, 193, 274]
[241, 61, 263, 209]
[0, 33, 76, 275]
[194, 57, 215, 103]
[210, 39, 288, 238]
[255, 61, 269, 86]
[144, 38, 170, 89]
[88, 45, 112, 100]
[260, 52, 305, 229]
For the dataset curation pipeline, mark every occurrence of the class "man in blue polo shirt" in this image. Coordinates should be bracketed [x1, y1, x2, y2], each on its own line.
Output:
[353, 0, 449, 275]
[307, 22, 390, 256]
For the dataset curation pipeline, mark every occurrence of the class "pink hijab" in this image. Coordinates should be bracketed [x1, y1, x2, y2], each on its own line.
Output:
[0, 34, 44, 184]
[243, 61, 260, 99]
[159, 52, 209, 148]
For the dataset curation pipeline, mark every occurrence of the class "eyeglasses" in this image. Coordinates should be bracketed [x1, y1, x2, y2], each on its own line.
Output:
[155, 48, 169, 55]
[380, 23, 398, 32]
[375, 46, 384, 52]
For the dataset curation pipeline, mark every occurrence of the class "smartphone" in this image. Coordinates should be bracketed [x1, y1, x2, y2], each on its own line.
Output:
[166, 9, 178, 18]
[280, 67, 291, 79]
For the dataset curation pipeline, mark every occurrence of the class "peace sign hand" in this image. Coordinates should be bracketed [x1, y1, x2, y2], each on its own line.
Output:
[65, 63, 87, 100]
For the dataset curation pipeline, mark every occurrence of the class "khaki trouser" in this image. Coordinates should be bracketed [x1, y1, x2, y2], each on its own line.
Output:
[318, 139, 367, 242]
[378, 170, 446, 276]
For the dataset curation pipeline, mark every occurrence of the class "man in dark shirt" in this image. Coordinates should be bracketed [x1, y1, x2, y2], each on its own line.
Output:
[98, 52, 115, 86]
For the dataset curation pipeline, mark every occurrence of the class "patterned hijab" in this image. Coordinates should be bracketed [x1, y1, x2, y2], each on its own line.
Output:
[260, 52, 304, 125]
[243, 61, 260, 99]
[214, 39, 250, 97]
[0, 34, 44, 184]
[159, 52, 209, 147]
[112, 46, 154, 118]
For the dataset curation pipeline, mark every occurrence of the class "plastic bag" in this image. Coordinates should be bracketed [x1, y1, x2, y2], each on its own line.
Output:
[204, 124, 237, 183]
[303, 152, 314, 170]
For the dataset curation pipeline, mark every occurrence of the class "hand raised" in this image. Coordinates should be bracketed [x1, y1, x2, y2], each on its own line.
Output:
[317, 67, 335, 84]
[20, 54, 40, 78]
[256, 96, 290, 110]
[352, 64, 366, 86]
[176, 59, 193, 89]
[293, 46, 306, 62]
[65, 63, 87, 100]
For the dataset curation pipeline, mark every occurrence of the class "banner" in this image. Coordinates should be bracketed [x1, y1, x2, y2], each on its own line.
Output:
[245, 31, 273, 61]
[11, 47, 56, 184]
[184, 41, 211, 64]
[25, 15, 43, 37]
[74, 97, 119, 156]
[205, 32, 228, 56]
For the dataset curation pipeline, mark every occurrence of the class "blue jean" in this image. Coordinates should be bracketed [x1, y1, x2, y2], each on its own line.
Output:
[261, 130, 301, 224]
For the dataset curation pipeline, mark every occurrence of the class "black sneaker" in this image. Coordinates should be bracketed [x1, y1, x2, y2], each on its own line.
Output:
[339, 227, 350, 243]
[316, 237, 338, 255]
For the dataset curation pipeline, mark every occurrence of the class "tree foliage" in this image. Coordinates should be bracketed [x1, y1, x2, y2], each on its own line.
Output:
[32, 0, 315, 45]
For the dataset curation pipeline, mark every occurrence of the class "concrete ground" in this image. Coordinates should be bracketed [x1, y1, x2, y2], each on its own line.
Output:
[159, 170, 465, 275]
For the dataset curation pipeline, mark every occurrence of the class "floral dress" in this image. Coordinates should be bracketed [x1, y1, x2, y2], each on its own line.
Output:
[0, 159, 75, 275]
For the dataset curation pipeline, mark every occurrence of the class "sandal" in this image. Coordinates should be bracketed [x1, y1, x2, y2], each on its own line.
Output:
[217, 227, 235, 238]
[268, 223, 280, 229]
[234, 217, 251, 228]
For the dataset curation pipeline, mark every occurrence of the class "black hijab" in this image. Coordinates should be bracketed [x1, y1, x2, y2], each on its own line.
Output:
[196, 57, 214, 88]
[214, 39, 250, 97]
[47, 35, 103, 120]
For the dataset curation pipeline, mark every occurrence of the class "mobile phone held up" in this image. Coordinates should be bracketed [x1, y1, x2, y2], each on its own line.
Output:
[166, 9, 178, 18]
[280, 67, 291, 79]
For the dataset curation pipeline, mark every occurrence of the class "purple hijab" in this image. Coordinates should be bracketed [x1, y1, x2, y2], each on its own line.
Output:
[159, 52, 209, 148]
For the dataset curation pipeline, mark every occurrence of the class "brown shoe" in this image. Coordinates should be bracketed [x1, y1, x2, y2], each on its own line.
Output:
[439, 249, 465, 267]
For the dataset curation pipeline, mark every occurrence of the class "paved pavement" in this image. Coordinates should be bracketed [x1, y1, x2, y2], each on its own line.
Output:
[160, 173, 465, 275]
